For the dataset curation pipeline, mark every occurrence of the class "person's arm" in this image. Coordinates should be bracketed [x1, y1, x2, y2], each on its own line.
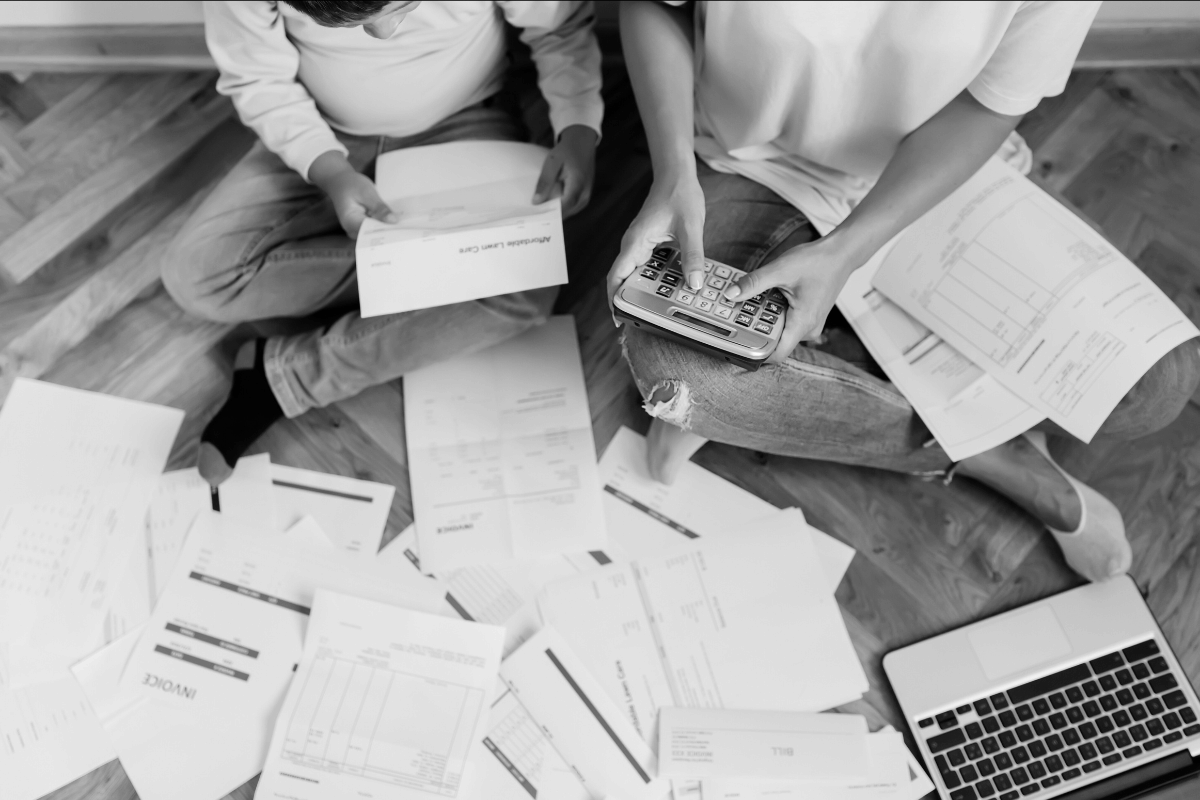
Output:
[727, 92, 1022, 360]
[607, 0, 705, 312]
[203, 1, 395, 238]
[500, 1, 604, 217]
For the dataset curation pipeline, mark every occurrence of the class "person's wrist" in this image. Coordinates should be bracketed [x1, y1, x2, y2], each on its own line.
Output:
[307, 150, 356, 193]
[819, 224, 879, 278]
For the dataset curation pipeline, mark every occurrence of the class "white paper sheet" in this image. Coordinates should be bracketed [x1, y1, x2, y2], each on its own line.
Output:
[658, 708, 870, 781]
[270, 463, 394, 559]
[406, 315, 606, 572]
[378, 523, 609, 656]
[540, 525, 868, 746]
[699, 729, 933, 800]
[0, 379, 183, 685]
[253, 589, 505, 800]
[477, 688, 591, 800]
[598, 430, 853, 592]
[145, 453, 275, 600]
[872, 158, 1200, 441]
[118, 511, 447, 716]
[0, 674, 118, 800]
[501, 626, 671, 800]
[356, 140, 566, 316]
[837, 247, 1045, 461]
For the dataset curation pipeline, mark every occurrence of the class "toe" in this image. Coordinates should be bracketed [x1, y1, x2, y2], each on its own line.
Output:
[197, 442, 234, 487]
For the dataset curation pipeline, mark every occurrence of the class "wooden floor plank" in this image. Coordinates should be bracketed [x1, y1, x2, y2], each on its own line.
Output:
[6, 72, 213, 217]
[0, 85, 233, 284]
[16, 74, 146, 160]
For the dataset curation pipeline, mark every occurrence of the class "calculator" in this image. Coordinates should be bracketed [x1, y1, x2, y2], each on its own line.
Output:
[613, 246, 787, 370]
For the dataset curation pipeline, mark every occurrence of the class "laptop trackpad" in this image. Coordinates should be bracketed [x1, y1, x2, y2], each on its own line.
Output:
[968, 606, 1073, 681]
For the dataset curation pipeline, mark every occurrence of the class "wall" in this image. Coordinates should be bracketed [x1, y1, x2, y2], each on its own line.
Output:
[1094, 1, 1200, 23]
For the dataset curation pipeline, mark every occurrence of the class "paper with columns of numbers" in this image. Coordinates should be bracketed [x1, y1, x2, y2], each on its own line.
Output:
[837, 244, 1046, 462]
[253, 589, 505, 800]
[356, 140, 566, 316]
[0, 379, 182, 687]
[871, 158, 1199, 441]
[539, 524, 868, 747]
[118, 511, 446, 715]
[405, 315, 606, 573]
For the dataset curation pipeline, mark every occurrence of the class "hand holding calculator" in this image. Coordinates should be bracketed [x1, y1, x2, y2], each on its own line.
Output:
[613, 245, 788, 370]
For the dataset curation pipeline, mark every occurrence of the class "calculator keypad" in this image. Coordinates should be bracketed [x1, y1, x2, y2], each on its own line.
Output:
[637, 247, 787, 338]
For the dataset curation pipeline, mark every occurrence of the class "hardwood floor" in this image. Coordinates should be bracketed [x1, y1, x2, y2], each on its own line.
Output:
[3, 61, 1198, 800]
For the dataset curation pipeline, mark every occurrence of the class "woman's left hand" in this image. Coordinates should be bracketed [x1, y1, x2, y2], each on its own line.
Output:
[533, 125, 599, 218]
[723, 235, 863, 364]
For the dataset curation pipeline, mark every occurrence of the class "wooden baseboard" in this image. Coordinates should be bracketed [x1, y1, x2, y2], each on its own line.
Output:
[0, 20, 1197, 73]
[0, 25, 212, 72]
[1076, 22, 1200, 69]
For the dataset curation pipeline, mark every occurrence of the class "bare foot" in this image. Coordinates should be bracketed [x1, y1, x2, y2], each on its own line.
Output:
[645, 417, 708, 484]
[958, 433, 1130, 582]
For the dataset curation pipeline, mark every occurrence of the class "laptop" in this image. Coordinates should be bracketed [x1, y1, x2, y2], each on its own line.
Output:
[884, 576, 1200, 800]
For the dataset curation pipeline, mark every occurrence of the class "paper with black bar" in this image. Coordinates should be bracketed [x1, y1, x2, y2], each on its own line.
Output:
[500, 625, 671, 800]
[270, 463, 395, 560]
[117, 510, 446, 715]
[254, 589, 505, 800]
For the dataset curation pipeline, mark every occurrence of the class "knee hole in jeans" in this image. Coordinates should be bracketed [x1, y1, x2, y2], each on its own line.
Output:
[641, 379, 695, 429]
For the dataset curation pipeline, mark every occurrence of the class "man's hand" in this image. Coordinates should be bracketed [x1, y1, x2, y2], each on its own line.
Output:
[309, 150, 397, 239]
[607, 169, 706, 317]
[533, 125, 598, 219]
[724, 235, 862, 363]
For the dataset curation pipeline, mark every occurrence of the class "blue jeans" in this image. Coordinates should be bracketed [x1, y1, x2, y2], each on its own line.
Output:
[163, 104, 557, 417]
[621, 163, 1200, 473]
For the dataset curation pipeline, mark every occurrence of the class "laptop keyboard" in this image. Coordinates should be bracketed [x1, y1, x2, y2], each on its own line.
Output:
[917, 639, 1200, 800]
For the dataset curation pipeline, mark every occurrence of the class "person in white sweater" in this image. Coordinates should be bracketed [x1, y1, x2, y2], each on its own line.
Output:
[164, 0, 603, 485]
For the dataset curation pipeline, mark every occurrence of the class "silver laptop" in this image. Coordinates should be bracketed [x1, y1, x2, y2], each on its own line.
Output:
[885, 576, 1200, 800]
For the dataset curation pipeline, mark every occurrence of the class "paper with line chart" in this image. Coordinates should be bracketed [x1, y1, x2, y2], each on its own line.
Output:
[405, 315, 606, 573]
[873, 158, 1199, 440]
[254, 590, 504, 800]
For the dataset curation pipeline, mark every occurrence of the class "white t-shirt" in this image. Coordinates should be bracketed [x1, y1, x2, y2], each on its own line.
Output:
[684, 1, 1100, 233]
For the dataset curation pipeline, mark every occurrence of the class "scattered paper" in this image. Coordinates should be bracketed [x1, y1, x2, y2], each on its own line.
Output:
[837, 247, 1045, 461]
[270, 462, 394, 559]
[0, 379, 182, 686]
[0, 674, 117, 800]
[657, 708, 870, 781]
[598, 429, 853, 592]
[145, 453, 275, 599]
[357, 140, 566, 316]
[406, 316, 606, 572]
[872, 158, 1199, 441]
[118, 511, 446, 716]
[501, 626, 671, 800]
[540, 525, 868, 745]
[254, 589, 505, 800]
[473, 687, 590, 800]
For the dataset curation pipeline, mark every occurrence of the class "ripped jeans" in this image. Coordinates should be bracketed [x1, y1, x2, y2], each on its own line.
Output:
[621, 162, 1200, 473]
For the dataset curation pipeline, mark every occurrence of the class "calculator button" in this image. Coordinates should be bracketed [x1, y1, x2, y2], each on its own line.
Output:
[655, 285, 673, 298]
[754, 322, 772, 334]
[760, 312, 778, 324]
[715, 265, 732, 278]
[677, 292, 695, 305]
[641, 268, 659, 279]
[741, 304, 759, 316]
[701, 288, 719, 300]
[696, 299, 714, 312]
[647, 258, 665, 269]
[714, 306, 733, 319]
[765, 301, 784, 315]
[718, 296, 736, 307]
[662, 273, 680, 287]
[704, 261, 717, 273]
[653, 247, 673, 260]
[707, 276, 727, 289]
[735, 313, 754, 327]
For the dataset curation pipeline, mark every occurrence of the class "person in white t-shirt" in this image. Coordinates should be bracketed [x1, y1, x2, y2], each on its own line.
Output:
[607, 1, 1200, 582]
[163, 1, 603, 486]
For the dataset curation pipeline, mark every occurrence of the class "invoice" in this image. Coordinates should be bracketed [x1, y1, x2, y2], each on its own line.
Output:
[254, 589, 505, 800]
[872, 158, 1199, 440]
[356, 140, 566, 316]
[406, 316, 606, 572]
